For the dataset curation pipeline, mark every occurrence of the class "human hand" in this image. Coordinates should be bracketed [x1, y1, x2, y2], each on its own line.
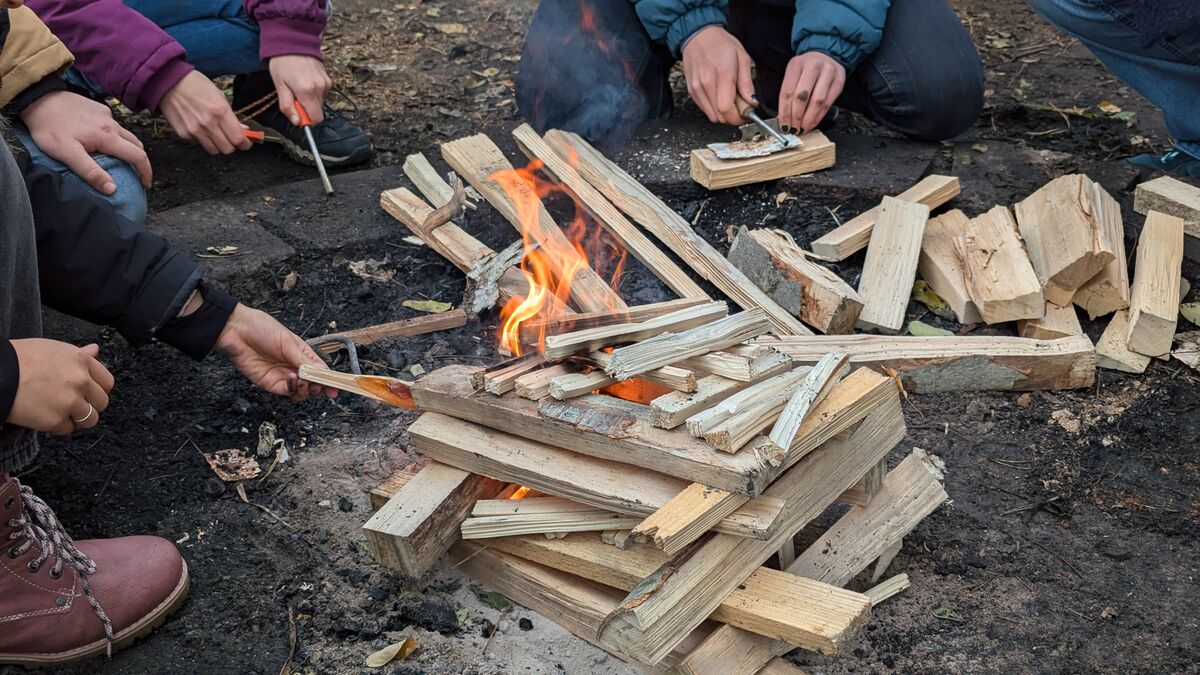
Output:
[7, 340, 114, 435]
[680, 25, 756, 126]
[19, 91, 152, 195]
[215, 304, 336, 401]
[159, 70, 253, 155]
[269, 55, 332, 126]
[778, 52, 846, 134]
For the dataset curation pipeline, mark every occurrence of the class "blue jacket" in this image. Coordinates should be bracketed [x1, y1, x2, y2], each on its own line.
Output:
[634, 0, 891, 70]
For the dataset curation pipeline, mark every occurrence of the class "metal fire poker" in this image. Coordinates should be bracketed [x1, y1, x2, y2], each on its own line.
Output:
[294, 100, 334, 195]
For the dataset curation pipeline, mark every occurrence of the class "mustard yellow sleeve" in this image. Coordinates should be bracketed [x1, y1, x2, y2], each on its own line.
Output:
[0, 6, 73, 108]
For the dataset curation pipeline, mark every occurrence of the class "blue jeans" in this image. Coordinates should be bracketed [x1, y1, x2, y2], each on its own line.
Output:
[1026, 0, 1200, 159]
[18, 0, 265, 226]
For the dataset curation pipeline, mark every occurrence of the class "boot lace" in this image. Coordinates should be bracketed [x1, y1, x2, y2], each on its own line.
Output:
[7, 481, 114, 654]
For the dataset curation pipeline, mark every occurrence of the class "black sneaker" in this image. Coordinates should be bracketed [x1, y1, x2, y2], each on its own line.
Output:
[233, 72, 373, 168]
[1126, 147, 1200, 178]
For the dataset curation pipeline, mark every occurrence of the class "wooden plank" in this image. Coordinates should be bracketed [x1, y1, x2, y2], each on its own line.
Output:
[1073, 183, 1128, 319]
[440, 133, 625, 313]
[917, 209, 982, 324]
[519, 297, 708, 345]
[543, 302, 728, 360]
[545, 129, 812, 336]
[595, 393, 906, 664]
[704, 396, 793, 455]
[676, 345, 792, 382]
[767, 353, 850, 455]
[855, 197, 930, 333]
[587, 352, 696, 392]
[403, 152, 457, 207]
[487, 533, 871, 653]
[515, 364, 574, 400]
[650, 361, 794, 430]
[1096, 309, 1151, 373]
[686, 367, 811, 438]
[312, 309, 467, 353]
[871, 540, 904, 583]
[462, 510, 642, 539]
[864, 573, 910, 605]
[837, 458, 888, 508]
[757, 660, 809, 675]
[1125, 211, 1185, 357]
[362, 462, 505, 576]
[1018, 301, 1082, 340]
[727, 227, 863, 334]
[451, 543, 713, 675]
[479, 356, 547, 395]
[1133, 175, 1200, 238]
[811, 175, 961, 261]
[631, 483, 747, 556]
[689, 132, 836, 190]
[368, 463, 422, 511]
[750, 333, 1096, 392]
[512, 123, 707, 299]
[407, 413, 786, 538]
[604, 309, 772, 380]
[680, 449, 946, 675]
[957, 206, 1044, 324]
[1014, 174, 1119, 306]
[471, 496, 595, 517]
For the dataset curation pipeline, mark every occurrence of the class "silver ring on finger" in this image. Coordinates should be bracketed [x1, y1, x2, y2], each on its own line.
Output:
[73, 403, 96, 425]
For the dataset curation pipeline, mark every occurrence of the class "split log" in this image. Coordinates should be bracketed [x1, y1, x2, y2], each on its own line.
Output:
[838, 458, 888, 508]
[871, 540, 904, 583]
[362, 462, 505, 576]
[703, 397, 793, 455]
[595, 393, 906, 664]
[408, 413, 786, 538]
[542, 301, 728, 360]
[604, 309, 772, 381]
[440, 133, 625, 313]
[630, 483, 748, 556]
[487, 533, 871, 654]
[544, 129, 812, 336]
[917, 209, 982, 324]
[312, 309, 467, 353]
[1125, 211, 1185, 357]
[451, 543, 712, 674]
[678, 449, 947, 675]
[750, 333, 1097, 392]
[1133, 175, 1200, 238]
[587, 351, 696, 392]
[515, 364, 574, 400]
[512, 123, 707, 299]
[1014, 175, 1119, 306]
[1096, 309, 1151, 373]
[957, 206, 1044, 323]
[1072, 184, 1129, 319]
[766, 353, 850, 455]
[461, 508, 641, 539]
[676, 345, 793, 382]
[650, 362, 795, 430]
[864, 574, 910, 605]
[478, 356, 547, 395]
[855, 197, 930, 333]
[550, 370, 614, 399]
[689, 131, 836, 190]
[811, 175, 961, 261]
[519, 297, 709, 345]
[1018, 302, 1082, 340]
[686, 367, 811, 438]
[727, 227, 863, 334]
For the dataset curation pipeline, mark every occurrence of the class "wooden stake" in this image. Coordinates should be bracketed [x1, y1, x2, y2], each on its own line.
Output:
[440, 134, 625, 313]
[605, 309, 772, 381]
[542, 302, 728, 360]
[918, 209, 981, 324]
[650, 362, 794, 430]
[766, 353, 850, 454]
[1133, 175, 1200, 239]
[811, 175, 960, 261]
[544, 129, 812, 336]
[750, 333, 1097, 392]
[631, 483, 748, 556]
[1096, 309, 1151, 373]
[512, 123, 708, 299]
[1072, 183, 1128, 319]
[1125, 211, 1185, 356]
[1018, 301, 1082, 340]
[855, 197, 930, 333]
[1014, 174, 1119, 306]
[689, 132, 836, 190]
[362, 462, 504, 576]
[957, 206, 1044, 324]
[727, 227, 863, 334]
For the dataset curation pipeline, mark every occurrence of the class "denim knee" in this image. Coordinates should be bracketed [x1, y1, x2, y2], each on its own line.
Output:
[90, 158, 148, 227]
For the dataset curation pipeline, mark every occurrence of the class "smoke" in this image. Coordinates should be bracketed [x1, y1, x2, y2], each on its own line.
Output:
[516, 0, 655, 149]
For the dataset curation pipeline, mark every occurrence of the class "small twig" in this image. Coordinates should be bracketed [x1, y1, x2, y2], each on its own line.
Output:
[482, 606, 510, 656]
[279, 606, 298, 675]
[1032, 540, 1085, 580]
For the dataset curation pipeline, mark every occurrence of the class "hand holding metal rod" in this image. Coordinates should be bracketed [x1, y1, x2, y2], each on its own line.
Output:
[294, 100, 334, 195]
[734, 95, 791, 147]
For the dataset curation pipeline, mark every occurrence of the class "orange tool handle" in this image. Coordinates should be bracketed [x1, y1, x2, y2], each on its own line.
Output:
[294, 99, 313, 127]
[243, 129, 265, 143]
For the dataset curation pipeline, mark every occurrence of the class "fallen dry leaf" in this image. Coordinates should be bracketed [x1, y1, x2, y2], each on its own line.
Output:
[281, 271, 299, 292]
[402, 299, 453, 313]
[434, 22, 467, 34]
[347, 258, 395, 284]
[365, 636, 418, 668]
[1097, 100, 1122, 114]
[202, 449, 261, 481]
[1050, 409, 1080, 434]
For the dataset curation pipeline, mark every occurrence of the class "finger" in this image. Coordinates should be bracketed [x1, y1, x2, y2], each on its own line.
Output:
[80, 343, 100, 358]
[85, 380, 110, 414]
[735, 50, 756, 112]
[96, 135, 153, 189]
[789, 65, 821, 133]
[276, 84, 300, 126]
[51, 417, 76, 436]
[714, 68, 740, 126]
[194, 131, 220, 155]
[69, 400, 98, 430]
[220, 109, 253, 152]
[117, 125, 144, 150]
[299, 92, 324, 125]
[802, 65, 838, 133]
[84, 352, 116, 393]
[778, 60, 804, 132]
[693, 77, 718, 123]
[57, 142, 117, 195]
[204, 123, 235, 155]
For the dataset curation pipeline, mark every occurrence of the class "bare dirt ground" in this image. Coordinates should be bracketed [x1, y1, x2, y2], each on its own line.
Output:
[5, 1, 1198, 674]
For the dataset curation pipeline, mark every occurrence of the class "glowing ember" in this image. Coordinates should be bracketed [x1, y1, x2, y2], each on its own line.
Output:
[508, 486, 533, 500]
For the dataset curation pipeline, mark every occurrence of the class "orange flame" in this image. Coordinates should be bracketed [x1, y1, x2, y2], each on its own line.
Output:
[490, 156, 626, 356]
[508, 486, 533, 500]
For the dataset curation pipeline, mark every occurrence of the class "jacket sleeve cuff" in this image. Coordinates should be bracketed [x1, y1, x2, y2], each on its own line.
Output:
[137, 56, 194, 113]
[154, 281, 237, 361]
[259, 17, 325, 61]
[4, 74, 68, 115]
[0, 341, 20, 425]
[793, 34, 863, 70]
[667, 6, 727, 57]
